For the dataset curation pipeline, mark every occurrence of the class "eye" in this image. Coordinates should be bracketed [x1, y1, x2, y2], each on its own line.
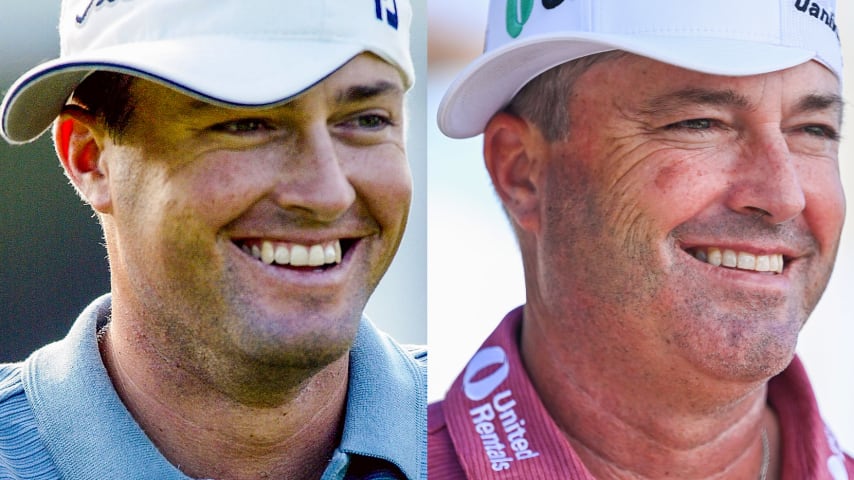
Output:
[210, 118, 274, 134]
[339, 112, 394, 131]
[666, 118, 716, 130]
[801, 124, 840, 141]
[357, 114, 391, 129]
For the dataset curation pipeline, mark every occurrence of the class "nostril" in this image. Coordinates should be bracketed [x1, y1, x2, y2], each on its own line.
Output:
[744, 206, 772, 220]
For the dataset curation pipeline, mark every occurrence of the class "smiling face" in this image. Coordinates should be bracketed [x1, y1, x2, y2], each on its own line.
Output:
[93, 54, 410, 384]
[521, 55, 844, 382]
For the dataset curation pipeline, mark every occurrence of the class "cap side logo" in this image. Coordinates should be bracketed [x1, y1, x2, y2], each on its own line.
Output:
[793, 0, 840, 40]
[506, 0, 534, 38]
[375, 0, 399, 29]
[76, 0, 126, 25]
[505, 0, 566, 38]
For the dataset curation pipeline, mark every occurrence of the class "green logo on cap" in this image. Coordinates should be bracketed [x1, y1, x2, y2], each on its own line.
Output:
[506, 0, 534, 38]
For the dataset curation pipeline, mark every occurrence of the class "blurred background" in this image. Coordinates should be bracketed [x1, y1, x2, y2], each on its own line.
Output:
[0, 1, 427, 359]
[428, 0, 854, 453]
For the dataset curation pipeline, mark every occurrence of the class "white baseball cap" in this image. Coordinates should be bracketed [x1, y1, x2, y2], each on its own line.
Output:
[439, 0, 843, 139]
[1, 0, 414, 144]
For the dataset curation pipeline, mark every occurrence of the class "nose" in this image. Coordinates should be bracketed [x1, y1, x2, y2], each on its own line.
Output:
[271, 125, 356, 222]
[725, 129, 806, 225]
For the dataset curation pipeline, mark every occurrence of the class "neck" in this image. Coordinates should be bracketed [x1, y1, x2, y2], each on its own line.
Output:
[520, 306, 781, 479]
[100, 319, 349, 480]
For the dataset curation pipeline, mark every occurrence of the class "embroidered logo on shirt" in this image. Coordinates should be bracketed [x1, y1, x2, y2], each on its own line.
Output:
[463, 346, 541, 472]
[825, 425, 850, 480]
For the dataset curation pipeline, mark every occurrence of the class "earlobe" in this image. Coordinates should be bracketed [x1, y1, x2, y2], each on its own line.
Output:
[54, 107, 112, 213]
[483, 112, 545, 233]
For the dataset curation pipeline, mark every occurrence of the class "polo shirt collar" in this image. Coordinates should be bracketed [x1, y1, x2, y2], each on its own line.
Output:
[24, 294, 189, 479]
[337, 317, 426, 480]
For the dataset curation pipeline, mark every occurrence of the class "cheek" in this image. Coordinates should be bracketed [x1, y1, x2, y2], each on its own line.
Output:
[174, 150, 278, 225]
[346, 146, 412, 226]
[615, 149, 727, 239]
[799, 163, 846, 251]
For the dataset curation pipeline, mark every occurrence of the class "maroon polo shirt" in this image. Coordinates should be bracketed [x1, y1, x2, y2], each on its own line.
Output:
[429, 307, 854, 479]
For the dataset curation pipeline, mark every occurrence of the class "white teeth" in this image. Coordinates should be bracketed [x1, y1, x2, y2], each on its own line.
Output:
[290, 245, 309, 266]
[708, 248, 722, 267]
[736, 252, 755, 270]
[692, 247, 784, 274]
[769, 254, 781, 273]
[243, 239, 344, 268]
[261, 241, 275, 265]
[755, 255, 771, 272]
[274, 244, 290, 264]
[722, 249, 737, 268]
[308, 245, 325, 266]
[324, 244, 337, 263]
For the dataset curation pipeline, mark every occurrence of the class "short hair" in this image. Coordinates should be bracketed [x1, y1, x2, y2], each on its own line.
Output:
[70, 71, 137, 141]
[503, 50, 626, 142]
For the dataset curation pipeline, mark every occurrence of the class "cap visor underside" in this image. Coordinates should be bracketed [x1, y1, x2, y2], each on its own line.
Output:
[2, 36, 369, 143]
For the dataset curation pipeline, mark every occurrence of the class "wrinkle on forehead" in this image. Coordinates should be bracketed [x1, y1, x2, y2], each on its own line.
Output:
[595, 55, 842, 121]
[637, 88, 752, 118]
[632, 85, 842, 121]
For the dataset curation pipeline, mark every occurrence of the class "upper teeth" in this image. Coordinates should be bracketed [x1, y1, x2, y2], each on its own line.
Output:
[243, 240, 342, 267]
[693, 248, 784, 274]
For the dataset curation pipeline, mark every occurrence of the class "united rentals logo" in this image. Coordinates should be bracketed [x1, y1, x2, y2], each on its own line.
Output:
[375, 0, 399, 30]
[463, 346, 540, 472]
[825, 426, 850, 480]
[793, 0, 839, 40]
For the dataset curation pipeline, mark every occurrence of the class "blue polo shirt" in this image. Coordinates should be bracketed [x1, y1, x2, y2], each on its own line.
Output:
[0, 294, 426, 479]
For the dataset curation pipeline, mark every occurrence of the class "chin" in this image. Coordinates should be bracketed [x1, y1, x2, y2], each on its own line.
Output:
[685, 330, 799, 385]
[231, 312, 360, 366]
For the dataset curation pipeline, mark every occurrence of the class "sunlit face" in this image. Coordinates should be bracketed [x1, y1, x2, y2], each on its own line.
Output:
[98, 54, 411, 378]
[532, 55, 844, 380]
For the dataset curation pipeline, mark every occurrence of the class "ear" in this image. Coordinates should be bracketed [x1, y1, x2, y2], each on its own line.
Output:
[54, 106, 112, 214]
[483, 112, 547, 233]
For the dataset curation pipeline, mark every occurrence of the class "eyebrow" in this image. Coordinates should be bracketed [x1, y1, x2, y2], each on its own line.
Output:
[334, 80, 403, 104]
[639, 88, 751, 116]
[638, 88, 844, 121]
[795, 93, 844, 121]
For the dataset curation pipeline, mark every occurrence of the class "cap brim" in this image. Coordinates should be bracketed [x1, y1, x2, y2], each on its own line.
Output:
[1, 36, 407, 144]
[438, 33, 819, 139]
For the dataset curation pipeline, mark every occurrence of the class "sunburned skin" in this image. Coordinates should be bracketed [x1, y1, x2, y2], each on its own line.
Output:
[483, 53, 844, 479]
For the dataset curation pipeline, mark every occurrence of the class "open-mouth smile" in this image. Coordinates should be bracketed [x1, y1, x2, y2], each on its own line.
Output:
[235, 239, 358, 269]
[686, 247, 786, 274]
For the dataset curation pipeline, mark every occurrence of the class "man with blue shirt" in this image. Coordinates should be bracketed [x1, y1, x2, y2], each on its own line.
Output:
[0, 1, 425, 479]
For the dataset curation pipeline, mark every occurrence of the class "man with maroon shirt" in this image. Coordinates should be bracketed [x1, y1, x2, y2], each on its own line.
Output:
[429, 0, 854, 478]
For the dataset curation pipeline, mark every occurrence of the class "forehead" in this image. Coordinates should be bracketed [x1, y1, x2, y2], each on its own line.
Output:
[128, 53, 405, 117]
[574, 54, 841, 114]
